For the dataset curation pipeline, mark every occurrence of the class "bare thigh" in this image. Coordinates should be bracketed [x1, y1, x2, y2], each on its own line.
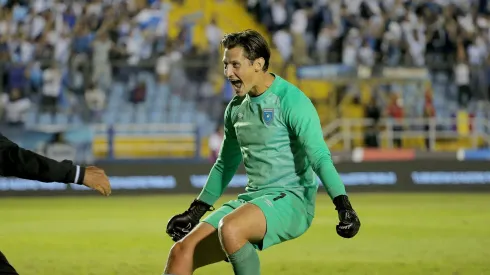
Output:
[192, 222, 227, 270]
[219, 203, 267, 253]
[164, 222, 227, 275]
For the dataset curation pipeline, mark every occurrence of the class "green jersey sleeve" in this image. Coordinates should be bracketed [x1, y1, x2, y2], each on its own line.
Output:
[197, 103, 243, 206]
[283, 92, 347, 199]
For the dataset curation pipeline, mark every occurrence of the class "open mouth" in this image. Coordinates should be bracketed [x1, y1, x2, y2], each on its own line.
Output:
[229, 79, 243, 89]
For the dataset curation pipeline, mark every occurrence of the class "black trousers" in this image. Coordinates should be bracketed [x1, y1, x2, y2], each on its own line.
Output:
[0, 251, 18, 275]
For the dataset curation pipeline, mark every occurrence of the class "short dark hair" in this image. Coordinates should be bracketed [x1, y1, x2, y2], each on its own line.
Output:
[221, 29, 271, 72]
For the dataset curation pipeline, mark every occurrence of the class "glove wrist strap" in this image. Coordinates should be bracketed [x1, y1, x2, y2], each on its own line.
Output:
[187, 199, 214, 220]
[333, 195, 353, 211]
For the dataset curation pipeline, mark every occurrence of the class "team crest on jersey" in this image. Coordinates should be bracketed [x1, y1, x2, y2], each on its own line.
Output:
[262, 108, 274, 125]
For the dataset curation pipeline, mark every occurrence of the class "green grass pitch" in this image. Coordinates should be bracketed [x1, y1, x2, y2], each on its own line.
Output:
[0, 193, 489, 275]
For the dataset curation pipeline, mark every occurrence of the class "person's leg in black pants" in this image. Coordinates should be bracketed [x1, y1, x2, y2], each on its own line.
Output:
[0, 251, 18, 275]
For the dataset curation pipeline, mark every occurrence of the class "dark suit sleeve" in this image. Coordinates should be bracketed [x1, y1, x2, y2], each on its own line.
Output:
[0, 133, 85, 184]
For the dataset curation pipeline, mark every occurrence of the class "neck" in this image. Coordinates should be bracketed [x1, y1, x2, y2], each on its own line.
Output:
[249, 72, 274, 97]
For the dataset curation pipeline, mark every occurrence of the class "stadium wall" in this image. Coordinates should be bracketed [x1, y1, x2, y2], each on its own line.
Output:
[1, 160, 490, 196]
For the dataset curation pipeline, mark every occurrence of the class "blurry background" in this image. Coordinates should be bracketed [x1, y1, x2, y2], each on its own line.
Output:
[2, 0, 490, 160]
[0, 0, 489, 274]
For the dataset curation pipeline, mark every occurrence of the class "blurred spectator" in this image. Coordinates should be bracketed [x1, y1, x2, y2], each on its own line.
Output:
[4, 0, 490, 151]
[365, 96, 381, 124]
[27, 61, 43, 94]
[184, 45, 209, 100]
[54, 32, 72, 66]
[205, 15, 222, 59]
[358, 39, 375, 67]
[387, 93, 404, 148]
[0, 35, 9, 63]
[272, 27, 292, 75]
[208, 124, 224, 162]
[364, 96, 381, 148]
[42, 132, 77, 163]
[290, 3, 309, 66]
[91, 31, 113, 91]
[6, 60, 27, 92]
[242, 0, 490, 70]
[455, 47, 471, 108]
[423, 90, 436, 150]
[129, 81, 147, 105]
[315, 25, 338, 64]
[156, 43, 182, 84]
[39, 63, 62, 121]
[85, 82, 105, 122]
[2, 88, 30, 126]
[156, 48, 171, 84]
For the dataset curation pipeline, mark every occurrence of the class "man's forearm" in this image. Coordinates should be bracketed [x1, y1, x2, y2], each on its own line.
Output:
[197, 161, 239, 206]
[0, 134, 85, 184]
[315, 161, 347, 199]
[309, 149, 347, 199]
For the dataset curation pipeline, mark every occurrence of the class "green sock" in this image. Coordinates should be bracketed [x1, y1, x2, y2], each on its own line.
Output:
[228, 242, 260, 275]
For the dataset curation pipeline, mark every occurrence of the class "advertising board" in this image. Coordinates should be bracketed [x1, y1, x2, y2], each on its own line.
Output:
[1, 160, 490, 196]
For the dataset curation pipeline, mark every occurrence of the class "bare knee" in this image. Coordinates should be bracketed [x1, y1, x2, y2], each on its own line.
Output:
[168, 239, 195, 263]
[219, 216, 239, 237]
[218, 216, 245, 253]
[165, 223, 220, 274]
[218, 204, 267, 255]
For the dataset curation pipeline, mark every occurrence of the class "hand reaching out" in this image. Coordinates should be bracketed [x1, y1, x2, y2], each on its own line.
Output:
[82, 166, 111, 196]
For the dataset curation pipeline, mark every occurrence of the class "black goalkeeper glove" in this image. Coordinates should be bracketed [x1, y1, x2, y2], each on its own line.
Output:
[166, 199, 214, 242]
[333, 195, 361, 238]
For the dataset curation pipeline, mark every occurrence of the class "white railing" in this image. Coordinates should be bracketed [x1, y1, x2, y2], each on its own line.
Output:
[322, 117, 490, 151]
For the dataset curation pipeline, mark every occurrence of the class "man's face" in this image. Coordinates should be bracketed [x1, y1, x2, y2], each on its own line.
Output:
[223, 46, 257, 97]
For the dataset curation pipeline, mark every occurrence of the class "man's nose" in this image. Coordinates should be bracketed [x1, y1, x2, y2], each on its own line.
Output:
[225, 67, 234, 78]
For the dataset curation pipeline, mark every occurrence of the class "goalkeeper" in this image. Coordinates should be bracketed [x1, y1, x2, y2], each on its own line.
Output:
[164, 29, 361, 275]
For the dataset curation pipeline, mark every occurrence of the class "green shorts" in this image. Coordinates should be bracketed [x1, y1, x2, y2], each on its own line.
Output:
[202, 191, 314, 251]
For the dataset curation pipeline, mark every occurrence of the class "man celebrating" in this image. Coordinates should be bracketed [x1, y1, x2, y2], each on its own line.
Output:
[164, 29, 360, 275]
[0, 133, 111, 274]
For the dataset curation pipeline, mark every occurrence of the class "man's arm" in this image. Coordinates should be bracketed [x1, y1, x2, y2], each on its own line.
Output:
[284, 92, 360, 239]
[283, 93, 346, 199]
[0, 133, 85, 184]
[196, 105, 243, 206]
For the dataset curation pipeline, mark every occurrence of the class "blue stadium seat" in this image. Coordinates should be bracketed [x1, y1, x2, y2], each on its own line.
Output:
[24, 111, 37, 127]
[55, 113, 69, 125]
[181, 112, 193, 123]
[39, 113, 52, 125]
[71, 114, 83, 126]
[103, 113, 116, 124]
[149, 111, 164, 123]
[135, 111, 147, 124]
[118, 112, 133, 124]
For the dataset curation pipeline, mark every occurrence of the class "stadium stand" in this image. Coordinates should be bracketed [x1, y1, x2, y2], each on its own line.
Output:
[243, 0, 490, 150]
[1, 0, 490, 160]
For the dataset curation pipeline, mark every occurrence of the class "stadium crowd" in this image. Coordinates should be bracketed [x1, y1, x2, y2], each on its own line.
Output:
[1, 0, 490, 134]
[0, 0, 223, 126]
[245, 0, 490, 109]
[240, 0, 490, 150]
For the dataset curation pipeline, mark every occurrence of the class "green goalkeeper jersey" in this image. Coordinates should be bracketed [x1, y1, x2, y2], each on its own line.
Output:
[198, 73, 346, 216]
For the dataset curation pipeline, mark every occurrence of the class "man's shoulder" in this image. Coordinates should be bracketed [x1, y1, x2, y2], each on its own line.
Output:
[272, 74, 309, 105]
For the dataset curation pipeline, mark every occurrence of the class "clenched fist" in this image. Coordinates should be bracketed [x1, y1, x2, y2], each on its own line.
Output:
[333, 195, 360, 238]
[83, 166, 111, 196]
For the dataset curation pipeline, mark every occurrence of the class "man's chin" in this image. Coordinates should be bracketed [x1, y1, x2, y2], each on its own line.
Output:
[235, 89, 247, 96]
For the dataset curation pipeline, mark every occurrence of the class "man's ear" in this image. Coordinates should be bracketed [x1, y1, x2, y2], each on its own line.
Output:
[254, 57, 265, 72]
